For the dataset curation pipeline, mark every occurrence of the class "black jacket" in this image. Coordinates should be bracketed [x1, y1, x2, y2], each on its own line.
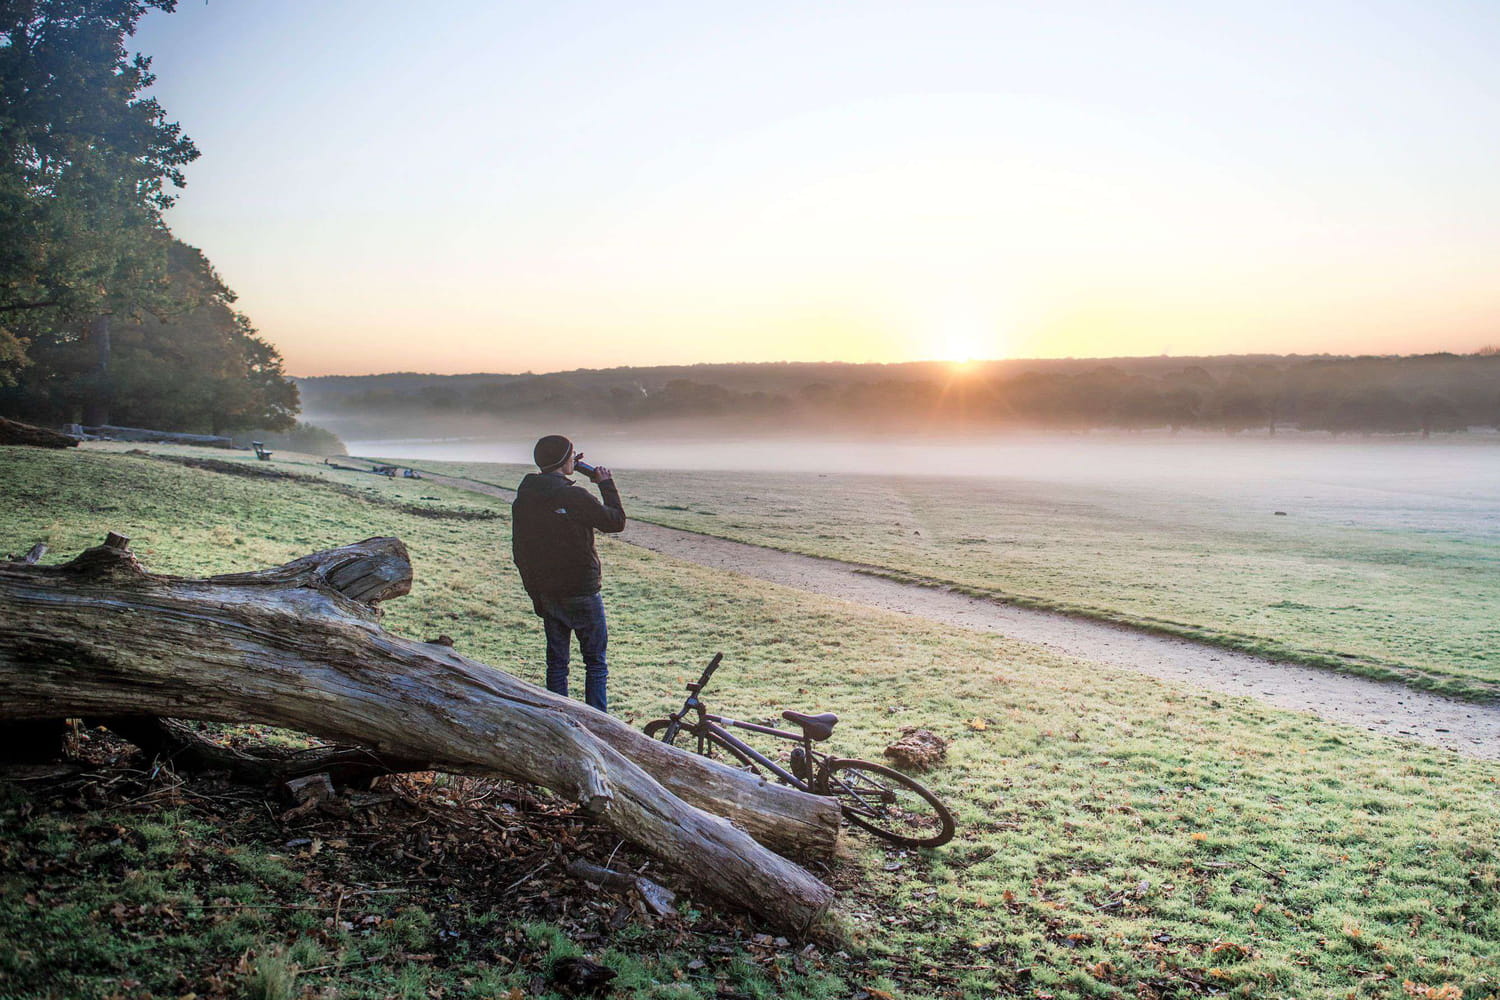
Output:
[511, 471, 627, 598]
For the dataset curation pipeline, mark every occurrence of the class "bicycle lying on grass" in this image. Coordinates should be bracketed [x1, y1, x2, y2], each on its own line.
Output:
[643, 653, 955, 848]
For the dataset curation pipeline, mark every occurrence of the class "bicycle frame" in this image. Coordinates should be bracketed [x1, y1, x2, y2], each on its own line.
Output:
[660, 653, 825, 792]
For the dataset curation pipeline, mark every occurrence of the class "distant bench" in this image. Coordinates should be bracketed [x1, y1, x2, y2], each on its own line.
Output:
[252, 441, 274, 461]
[321, 458, 422, 479]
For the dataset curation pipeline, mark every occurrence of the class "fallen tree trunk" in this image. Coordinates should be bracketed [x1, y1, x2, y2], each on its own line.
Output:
[0, 535, 840, 933]
[0, 416, 78, 449]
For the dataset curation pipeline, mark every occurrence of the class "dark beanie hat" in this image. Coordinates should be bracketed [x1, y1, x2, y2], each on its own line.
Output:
[534, 434, 573, 472]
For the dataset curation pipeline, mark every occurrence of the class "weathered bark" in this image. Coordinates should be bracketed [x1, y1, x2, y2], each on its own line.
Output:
[0, 536, 840, 933]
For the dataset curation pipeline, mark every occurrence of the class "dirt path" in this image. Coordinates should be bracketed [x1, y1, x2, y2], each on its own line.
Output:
[423, 471, 1500, 762]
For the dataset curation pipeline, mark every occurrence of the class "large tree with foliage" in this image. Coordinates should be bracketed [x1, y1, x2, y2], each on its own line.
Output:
[0, 0, 300, 433]
[1, 1, 198, 368]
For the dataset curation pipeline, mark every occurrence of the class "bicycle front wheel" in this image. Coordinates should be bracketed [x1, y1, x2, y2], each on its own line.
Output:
[642, 719, 762, 774]
[817, 758, 955, 848]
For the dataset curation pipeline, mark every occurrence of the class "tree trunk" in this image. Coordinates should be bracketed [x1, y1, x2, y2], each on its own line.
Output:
[0, 535, 840, 934]
[82, 314, 111, 427]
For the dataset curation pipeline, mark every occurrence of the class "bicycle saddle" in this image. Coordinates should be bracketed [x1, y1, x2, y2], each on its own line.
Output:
[782, 710, 838, 742]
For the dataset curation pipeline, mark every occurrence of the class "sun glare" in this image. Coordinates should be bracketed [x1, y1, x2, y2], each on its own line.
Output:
[926, 312, 1002, 369]
[936, 335, 977, 364]
[913, 293, 1012, 369]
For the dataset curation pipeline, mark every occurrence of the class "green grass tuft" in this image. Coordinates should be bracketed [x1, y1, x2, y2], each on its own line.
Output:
[242, 947, 300, 1000]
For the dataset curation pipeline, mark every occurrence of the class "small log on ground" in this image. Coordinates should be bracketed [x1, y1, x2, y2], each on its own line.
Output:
[566, 859, 678, 916]
[0, 536, 840, 933]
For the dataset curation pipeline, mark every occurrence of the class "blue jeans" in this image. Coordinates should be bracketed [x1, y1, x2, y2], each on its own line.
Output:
[536, 592, 609, 713]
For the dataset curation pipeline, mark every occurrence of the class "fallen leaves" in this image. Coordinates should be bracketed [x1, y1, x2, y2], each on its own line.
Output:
[1403, 982, 1464, 1000]
[1208, 940, 1251, 960]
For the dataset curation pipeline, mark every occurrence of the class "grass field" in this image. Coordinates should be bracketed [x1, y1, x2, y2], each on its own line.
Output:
[394, 445, 1500, 702]
[2, 444, 1498, 1000]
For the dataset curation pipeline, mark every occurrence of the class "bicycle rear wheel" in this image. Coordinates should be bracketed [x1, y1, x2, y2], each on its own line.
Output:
[642, 719, 762, 774]
[817, 758, 955, 848]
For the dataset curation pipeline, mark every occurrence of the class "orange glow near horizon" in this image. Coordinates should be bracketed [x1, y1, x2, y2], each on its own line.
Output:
[250, 203, 1500, 378]
[272, 276, 1500, 377]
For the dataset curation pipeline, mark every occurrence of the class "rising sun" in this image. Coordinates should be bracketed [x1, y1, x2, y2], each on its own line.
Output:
[916, 300, 1004, 369]
[933, 327, 998, 368]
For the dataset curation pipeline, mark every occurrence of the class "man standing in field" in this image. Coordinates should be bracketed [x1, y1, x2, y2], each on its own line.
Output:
[512, 434, 626, 712]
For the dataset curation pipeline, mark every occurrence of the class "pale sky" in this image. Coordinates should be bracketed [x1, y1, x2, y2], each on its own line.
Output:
[134, 1, 1500, 376]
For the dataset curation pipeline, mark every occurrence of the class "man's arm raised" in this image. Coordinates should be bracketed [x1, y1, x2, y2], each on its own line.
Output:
[579, 466, 626, 533]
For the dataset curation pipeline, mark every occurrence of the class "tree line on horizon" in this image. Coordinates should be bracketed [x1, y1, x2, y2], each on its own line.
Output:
[303, 353, 1500, 437]
[0, 1, 298, 437]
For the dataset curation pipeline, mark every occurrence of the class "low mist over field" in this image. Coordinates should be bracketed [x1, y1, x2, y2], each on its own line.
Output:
[348, 432, 1500, 538]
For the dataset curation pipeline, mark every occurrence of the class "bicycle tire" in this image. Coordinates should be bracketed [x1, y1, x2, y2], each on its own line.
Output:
[642, 719, 763, 774]
[817, 757, 955, 848]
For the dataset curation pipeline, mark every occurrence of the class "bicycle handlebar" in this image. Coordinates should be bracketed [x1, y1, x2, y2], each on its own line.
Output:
[685, 652, 724, 694]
